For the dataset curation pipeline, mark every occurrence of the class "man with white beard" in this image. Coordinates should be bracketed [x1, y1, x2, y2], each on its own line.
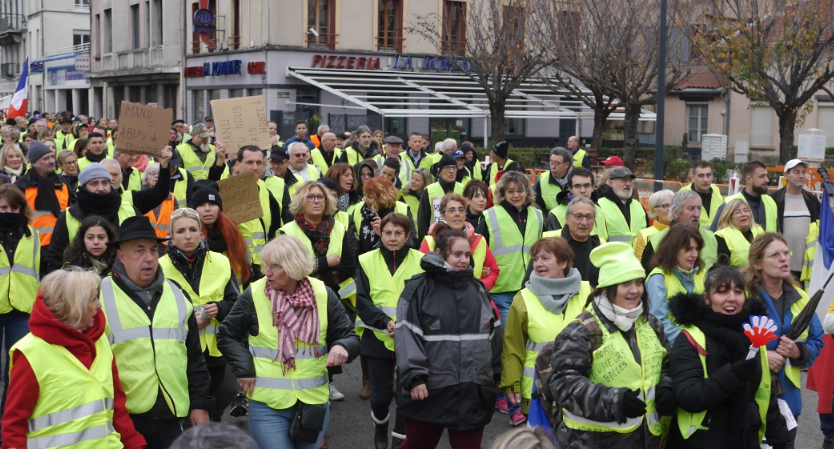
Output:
[597, 166, 648, 244]
[176, 123, 228, 181]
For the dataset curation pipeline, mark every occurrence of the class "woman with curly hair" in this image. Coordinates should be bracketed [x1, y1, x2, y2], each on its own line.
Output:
[61, 215, 118, 276]
[352, 176, 416, 255]
[191, 184, 252, 287]
[325, 162, 362, 213]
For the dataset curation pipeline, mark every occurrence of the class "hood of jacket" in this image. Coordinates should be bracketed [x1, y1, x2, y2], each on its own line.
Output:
[425, 220, 475, 240]
[29, 291, 106, 362]
[421, 251, 475, 290]
[669, 291, 768, 327]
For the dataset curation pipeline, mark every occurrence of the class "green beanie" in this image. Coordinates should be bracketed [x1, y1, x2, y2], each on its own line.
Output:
[590, 242, 646, 288]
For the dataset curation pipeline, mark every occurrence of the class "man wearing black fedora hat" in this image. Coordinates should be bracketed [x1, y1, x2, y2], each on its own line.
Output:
[98, 216, 213, 447]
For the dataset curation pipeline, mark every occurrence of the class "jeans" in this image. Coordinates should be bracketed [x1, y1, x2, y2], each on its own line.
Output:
[491, 292, 521, 415]
[400, 418, 484, 449]
[249, 400, 330, 449]
[822, 389, 834, 441]
[0, 310, 29, 435]
[129, 415, 184, 449]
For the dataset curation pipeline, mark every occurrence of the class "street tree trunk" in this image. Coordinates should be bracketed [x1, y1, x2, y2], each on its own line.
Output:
[777, 109, 797, 164]
[622, 103, 642, 170]
[591, 106, 613, 152]
[490, 100, 506, 144]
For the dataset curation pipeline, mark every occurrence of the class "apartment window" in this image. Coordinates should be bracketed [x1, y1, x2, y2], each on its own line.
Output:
[145, 1, 151, 47]
[73, 31, 90, 48]
[130, 4, 140, 49]
[103, 9, 112, 53]
[502, 6, 524, 51]
[153, 0, 163, 45]
[248, 88, 263, 97]
[820, 106, 834, 146]
[505, 118, 525, 136]
[308, 0, 336, 49]
[377, 0, 402, 52]
[75, 0, 90, 6]
[750, 107, 773, 148]
[557, 11, 580, 47]
[229, 89, 243, 98]
[191, 0, 217, 54]
[442, 1, 466, 55]
[194, 91, 205, 123]
[93, 15, 100, 56]
[688, 104, 708, 142]
[230, 0, 240, 49]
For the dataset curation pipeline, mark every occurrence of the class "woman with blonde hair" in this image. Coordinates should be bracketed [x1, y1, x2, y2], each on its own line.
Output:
[217, 234, 359, 449]
[634, 189, 673, 261]
[353, 176, 415, 255]
[715, 198, 763, 267]
[0, 144, 26, 183]
[57, 149, 79, 192]
[1, 267, 146, 448]
[400, 168, 431, 229]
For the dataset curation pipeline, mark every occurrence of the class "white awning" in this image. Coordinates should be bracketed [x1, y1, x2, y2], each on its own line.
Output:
[286, 67, 657, 122]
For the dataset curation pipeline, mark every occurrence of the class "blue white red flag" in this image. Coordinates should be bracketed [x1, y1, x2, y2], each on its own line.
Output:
[6, 55, 28, 118]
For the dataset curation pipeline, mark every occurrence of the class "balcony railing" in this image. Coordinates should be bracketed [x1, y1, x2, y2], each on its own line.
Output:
[0, 14, 25, 34]
[44, 42, 90, 57]
[376, 35, 404, 53]
[306, 33, 338, 50]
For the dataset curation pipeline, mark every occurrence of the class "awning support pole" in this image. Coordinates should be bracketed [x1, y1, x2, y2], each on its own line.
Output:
[483, 116, 488, 148]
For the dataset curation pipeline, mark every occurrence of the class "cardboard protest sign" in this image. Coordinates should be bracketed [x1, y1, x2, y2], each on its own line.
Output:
[210, 96, 271, 151]
[216, 171, 263, 224]
[117, 101, 173, 157]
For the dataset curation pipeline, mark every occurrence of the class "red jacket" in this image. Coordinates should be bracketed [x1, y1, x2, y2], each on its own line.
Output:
[1, 294, 147, 449]
[419, 221, 500, 290]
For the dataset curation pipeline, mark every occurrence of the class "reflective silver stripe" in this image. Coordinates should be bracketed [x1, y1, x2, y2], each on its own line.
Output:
[32, 211, 52, 217]
[100, 278, 124, 335]
[244, 238, 254, 246]
[525, 340, 547, 352]
[177, 199, 187, 207]
[338, 281, 356, 298]
[485, 208, 503, 250]
[12, 264, 38, 279]
[167, 279, 190, 330]
[108, 327, 150, 345]
[157, 224, 171, 231]
[562, 409, 642, 430]
[380, 306, 396, 316]
[149, 222, 158, 229]
[608, 235, 632, 242]
[647, 412, 660, 426]
[253, 245, 264, 253]
[491, 243, 523, 257]
[807, 240, 817, 250]
[28, 400, 107, 433]
[423, 333, 492, 342]
[152, 327, 188, 341]
[249, 344, 327, 360]
[35, 226, 53, 234]
[185, 166, 202, 173]
[26, 424, 110, 449]
[395, 319, 423, 336]
[200, 325, 218, 336]
[645, 386, 655, 401]
[253, 232, 266, 240]
[522, 366, 535, 378]
[355, 319, 388, 334]
[254, 373, 329, 390]
[0, 266, 10, 275]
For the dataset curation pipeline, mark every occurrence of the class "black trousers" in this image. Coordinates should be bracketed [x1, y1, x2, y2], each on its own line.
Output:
[367, 355, 405, 435]
[129, 414, 183, 449]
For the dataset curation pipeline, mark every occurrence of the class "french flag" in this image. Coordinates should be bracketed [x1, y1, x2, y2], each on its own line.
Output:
[7, 55, 28, 119]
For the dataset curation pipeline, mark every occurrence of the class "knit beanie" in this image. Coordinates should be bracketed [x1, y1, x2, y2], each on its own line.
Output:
[189, 187, 223, 210]
[491, 141, 509, 159]
[590, 242, 646, 288]
[319, 177, 340, 193]
[78, 163, 112, 187]
[438, 155, 457, 170]
[27, 141, 52, 163]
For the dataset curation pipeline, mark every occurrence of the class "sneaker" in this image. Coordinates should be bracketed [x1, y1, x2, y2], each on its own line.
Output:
[329, 384, 345, 401]
[319, 434, 326, 448]
[509, 410, 527, 427]
[495, 398, 509, 414]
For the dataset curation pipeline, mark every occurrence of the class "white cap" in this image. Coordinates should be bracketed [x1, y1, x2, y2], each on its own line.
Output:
[784, 159, 809, 173]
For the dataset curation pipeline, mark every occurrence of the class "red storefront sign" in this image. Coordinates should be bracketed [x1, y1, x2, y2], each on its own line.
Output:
[311, 55, 381, 70]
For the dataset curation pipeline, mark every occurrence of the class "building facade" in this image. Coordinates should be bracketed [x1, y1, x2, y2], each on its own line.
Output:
[0, 0, 28, 99]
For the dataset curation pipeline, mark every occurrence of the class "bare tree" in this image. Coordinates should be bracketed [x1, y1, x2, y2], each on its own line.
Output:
[407, 0, 547, 143]
[689, 0, 834, 163]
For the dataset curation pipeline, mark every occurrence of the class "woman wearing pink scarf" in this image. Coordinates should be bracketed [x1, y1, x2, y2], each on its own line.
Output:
[218, 235, 359, 449]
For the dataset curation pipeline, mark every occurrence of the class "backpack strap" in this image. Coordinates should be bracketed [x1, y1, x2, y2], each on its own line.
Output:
[681, 330, 708, 356]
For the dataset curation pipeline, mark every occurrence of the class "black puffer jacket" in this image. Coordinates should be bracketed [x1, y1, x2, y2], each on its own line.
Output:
[667, 292, 789, 449]
[395, 252, 502, 431]
[216, 278, 360, 383]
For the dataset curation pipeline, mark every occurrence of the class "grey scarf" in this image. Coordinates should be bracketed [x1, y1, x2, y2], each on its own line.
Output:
[112, 258, 166, 305]
[525, 268, 582, 314]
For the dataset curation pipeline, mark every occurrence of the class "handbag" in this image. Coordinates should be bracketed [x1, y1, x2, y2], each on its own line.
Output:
[289, 402, 328, 443]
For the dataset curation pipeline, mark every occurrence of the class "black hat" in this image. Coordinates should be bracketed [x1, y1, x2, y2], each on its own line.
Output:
[204, 116, 214, 122]
[491, 141, 509, 159]
[270, 147, 289, 161]
[169, 150, 181, 166]
[172, 119, 185, 126]
[106, 216, 169, 247]
[319, 177, 340, 193]
[461, 143, 475, 156]
[438, 155, 457, 170]
[59, 117, 73, 124]
[4, 118, 15, 126]
[189, 186, 223, 210]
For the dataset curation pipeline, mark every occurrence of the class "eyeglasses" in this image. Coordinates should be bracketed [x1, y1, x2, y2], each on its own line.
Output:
[442, 166, 457, 172]
[63, 160, 78, 166]
[171, 207, 200, 222]
[306, 195, 325, 203]
[506, 189, 526, 196]
[265, 264, 284, 273]
[655, 203, 671, 209]
[382, 230, 406, 238]
[571, 183, 592, 190]
[766, 250, 793, 260]
[569, 213, 595, 223]
[733, 208, 751, 216]
[292, 153, 308, 158]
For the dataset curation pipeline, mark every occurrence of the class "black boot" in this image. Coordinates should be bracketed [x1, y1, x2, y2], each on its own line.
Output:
[372, 412, 389, 449]
[391, 436, 405, 449]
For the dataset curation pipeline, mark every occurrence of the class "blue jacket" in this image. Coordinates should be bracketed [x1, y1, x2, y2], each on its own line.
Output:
[284, 136, 315, 150]
[647, 266, 701, 343]
[760, 286, 824, 416]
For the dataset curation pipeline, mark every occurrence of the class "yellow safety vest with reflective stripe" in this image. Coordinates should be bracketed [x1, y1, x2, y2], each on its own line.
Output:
[106, 138, 115, 157]
[352, 202, 409, 236]
[287, 166, 321, 198]
[336, 147, 362, 167]
[726, 192, 777, 233]
[714, 225, 763, 267]
[77, 154, 106, 173]
[172, 167, 189, 208]
[538, 173, 564, 211]
[279, 220, 357, 306]
[426, 182, 464, 226]
[485, 205, 543, 293]
[572, 149, 587, 168]
[249, 277, 330, 409]
[10, 334, 121, 449]
[159, 251, 231, 357]
[520, 282, 590, 401]
[548, 203, 608, 240]
[487, 159, 515, 186]
[648, 226, 718, 272]
[562, 307, 665, 435]
[0, 226, 40, 314]
[264, 176, 286, 215]
[423, 234, 487, 278]
[99, 277, 192, 416]
[464, 163, 483, 182]
[65, 200, 136, 246]
[176, 142, 216, 181]
[802, 221, 820, 282]
[648, 267, 706, 299]
[597, 197, 647, 244]
[238, 181, 273, 266]
[355, 248, 424, 351]
[782, 288, 811, 389]
[398, 154, 415, 187]
[310, 148, 338, 176]
[676, 324, 770, 443]
[680, 183, 724, 228]
[400, 192, 421, 232]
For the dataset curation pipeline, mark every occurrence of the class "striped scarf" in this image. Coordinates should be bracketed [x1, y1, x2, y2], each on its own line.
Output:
[265, 278, 321, 374]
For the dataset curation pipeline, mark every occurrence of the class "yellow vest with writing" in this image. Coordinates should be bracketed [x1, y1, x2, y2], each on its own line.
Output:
[99, 277, 191, 416]
[249, 277, 330, 408]
[159, 251, 231, 357]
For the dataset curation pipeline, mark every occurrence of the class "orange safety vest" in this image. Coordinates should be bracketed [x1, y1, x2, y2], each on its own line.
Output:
[145, 193, 176, 239]
[25, 184, 70, 247]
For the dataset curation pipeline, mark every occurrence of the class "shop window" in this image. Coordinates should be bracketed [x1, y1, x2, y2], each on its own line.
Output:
[248, 88, 263, 97]
[377, 0, 403, 52]
[308, 0, 336, 49]
[750, 107, 773, 148]
[687, 104, 708, 143]
[505, 118, 525, 136]
[230, 89, 244, 98]
[442, 1, 466, 55]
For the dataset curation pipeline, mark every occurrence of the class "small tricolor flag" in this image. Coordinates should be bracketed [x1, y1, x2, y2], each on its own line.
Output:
[6, 55, 28, 119]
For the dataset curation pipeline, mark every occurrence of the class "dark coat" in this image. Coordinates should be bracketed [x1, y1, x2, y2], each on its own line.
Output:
[666, 292, 790, 449]
[395, 252, 502, 431]
[769, 187, 820, 233]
